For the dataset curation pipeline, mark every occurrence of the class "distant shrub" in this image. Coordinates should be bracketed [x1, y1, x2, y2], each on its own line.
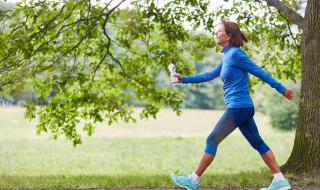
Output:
[266, 99, 299, 130]
[255, 81, 300, 131]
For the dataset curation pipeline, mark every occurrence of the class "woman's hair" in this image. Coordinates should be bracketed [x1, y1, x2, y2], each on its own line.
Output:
[221, 19, 248, 47]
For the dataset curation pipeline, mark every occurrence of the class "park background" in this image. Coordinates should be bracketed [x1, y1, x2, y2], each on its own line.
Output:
[0, 34, 301, 189]
[0, 0, 318, 189]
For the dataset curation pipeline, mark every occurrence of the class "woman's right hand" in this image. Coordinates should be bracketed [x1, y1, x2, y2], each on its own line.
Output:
[173, 73, 183, 83]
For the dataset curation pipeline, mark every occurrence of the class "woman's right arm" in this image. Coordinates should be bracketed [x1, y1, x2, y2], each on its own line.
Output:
[174, 62, 222, 84]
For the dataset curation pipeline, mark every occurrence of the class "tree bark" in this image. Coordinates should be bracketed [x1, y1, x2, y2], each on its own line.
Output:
[282, 0, 320, 174]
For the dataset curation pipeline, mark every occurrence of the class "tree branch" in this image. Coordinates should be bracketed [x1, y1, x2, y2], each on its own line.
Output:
[97, 0, 127, 76]
[28, 4, 67, 40]
[102, 0, 126, 31]
[92, 51, 109, 80]
[262, 0, 305, 28]
[277, 10, 300, 49]
[266, 5, 300, 50]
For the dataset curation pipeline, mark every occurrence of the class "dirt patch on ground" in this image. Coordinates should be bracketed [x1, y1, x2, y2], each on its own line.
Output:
[87, 185, 320, 190]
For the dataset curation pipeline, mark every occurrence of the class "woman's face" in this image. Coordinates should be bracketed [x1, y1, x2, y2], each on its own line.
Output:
[215, 24, 231, 47]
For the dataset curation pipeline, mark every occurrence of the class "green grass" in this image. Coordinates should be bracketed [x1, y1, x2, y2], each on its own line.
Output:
[0, 107, 297, 189]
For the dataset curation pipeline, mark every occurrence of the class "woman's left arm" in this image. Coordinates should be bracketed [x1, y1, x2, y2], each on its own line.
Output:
[237, 51, 293, 99]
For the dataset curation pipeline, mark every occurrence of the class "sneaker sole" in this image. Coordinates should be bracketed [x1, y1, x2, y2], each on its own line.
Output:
[278, 186, 291, 190]
[171, 175, 195, 190]
[260, 186, 291, 190]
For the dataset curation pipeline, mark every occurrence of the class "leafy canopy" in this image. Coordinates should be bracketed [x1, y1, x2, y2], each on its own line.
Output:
[0, 0, 301, 146]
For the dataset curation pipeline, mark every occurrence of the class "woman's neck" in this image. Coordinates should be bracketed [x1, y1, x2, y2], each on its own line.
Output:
[220, 42, 230, 48]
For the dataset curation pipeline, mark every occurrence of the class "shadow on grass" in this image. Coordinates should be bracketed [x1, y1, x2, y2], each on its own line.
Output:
[1, 170, 319, 189]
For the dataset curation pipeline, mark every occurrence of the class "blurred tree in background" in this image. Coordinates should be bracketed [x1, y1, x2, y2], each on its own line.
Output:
[253, 81, 300, 131]
[153, 48, 225, 110]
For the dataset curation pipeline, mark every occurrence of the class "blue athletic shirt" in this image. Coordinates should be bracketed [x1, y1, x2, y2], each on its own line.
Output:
[182, 45, 286, 108]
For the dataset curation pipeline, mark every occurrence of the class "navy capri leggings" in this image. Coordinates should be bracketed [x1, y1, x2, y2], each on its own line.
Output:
[205, 107, 270, 156]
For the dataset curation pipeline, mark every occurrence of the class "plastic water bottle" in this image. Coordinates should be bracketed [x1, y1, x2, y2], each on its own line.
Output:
[168, 60, 179, 86]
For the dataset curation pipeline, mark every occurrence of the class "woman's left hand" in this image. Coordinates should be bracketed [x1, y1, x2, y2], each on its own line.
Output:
[283, 89, 293, 100]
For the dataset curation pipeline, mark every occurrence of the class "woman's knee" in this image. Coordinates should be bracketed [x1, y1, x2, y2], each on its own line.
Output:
[206, 133, 220, 146]
[256, 142, 270, 155]
[205, 134, 220, 155]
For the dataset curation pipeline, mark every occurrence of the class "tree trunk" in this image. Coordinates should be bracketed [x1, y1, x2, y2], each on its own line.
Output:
[282, 0, 320, 174]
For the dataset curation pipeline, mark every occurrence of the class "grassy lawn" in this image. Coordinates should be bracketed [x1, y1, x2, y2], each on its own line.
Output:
[0, 107, 296, 189]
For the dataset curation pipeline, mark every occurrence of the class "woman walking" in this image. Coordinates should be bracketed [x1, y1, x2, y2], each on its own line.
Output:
[171, 20, 293, 190]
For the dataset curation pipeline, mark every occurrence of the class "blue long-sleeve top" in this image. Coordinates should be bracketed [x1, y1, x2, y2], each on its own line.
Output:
[182, 45, 286, 108]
